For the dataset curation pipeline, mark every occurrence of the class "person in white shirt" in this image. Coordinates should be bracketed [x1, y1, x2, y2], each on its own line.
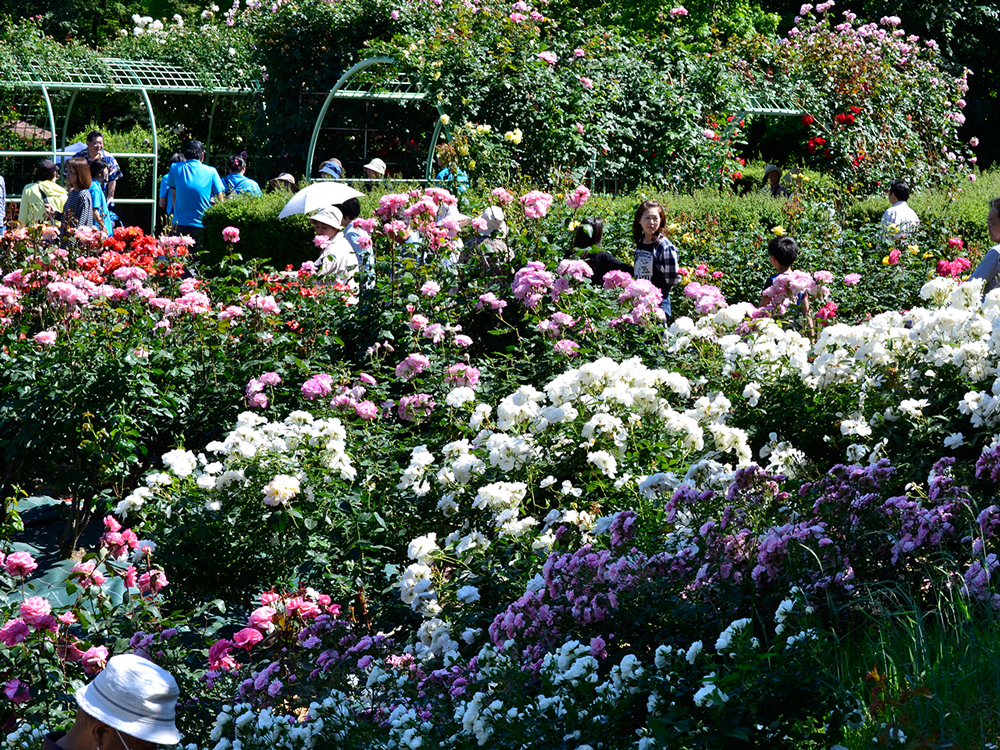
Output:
[881, 180, 919, 235]
[968, 197, 1000, 297]
[310, 205, 358, 288]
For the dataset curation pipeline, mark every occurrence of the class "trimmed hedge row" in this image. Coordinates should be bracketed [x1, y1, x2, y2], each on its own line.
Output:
[196, 172, 999, 273]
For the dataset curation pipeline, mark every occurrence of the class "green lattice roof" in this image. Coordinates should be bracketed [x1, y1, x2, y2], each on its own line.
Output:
[1, 57, 255, 94]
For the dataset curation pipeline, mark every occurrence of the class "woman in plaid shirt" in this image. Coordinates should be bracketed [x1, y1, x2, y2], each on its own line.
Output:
[632, 200, 681, 318]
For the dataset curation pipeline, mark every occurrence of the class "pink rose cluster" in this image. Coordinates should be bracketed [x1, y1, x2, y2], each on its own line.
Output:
[100, 515, 139, 560]
[491, 187, 514, 206]
[555, 259, 593, 282]
[302, 373, 334, 400]
[611, 278, 665, 326]
[511, 261, 555, 308]
[756, 270, 830, 318]
[246, 371, 281, 409]
[936, 257, 971, 278]
[538, 311, 576, 339]
[565, 185, 591, 209]
[445, 363, 481, 388]
[519, 191, 554, 219]
[683, 281, 728, 315]
[476, 292, 508, 313]
[398, 393, 435, 421]
[395, 353, 430, 381]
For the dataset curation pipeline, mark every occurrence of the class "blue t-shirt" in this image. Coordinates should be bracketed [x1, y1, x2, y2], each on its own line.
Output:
[222, 173, 262, 197]
[159, 174, 173, 216]
[88, 183, 114, 234]
[435, 167, 469, 194]
[167, 160, 224, 228]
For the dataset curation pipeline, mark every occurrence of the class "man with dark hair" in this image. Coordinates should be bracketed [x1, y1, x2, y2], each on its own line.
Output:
[18, 159, 67, 225]
[166, 140, 225, 242]
[881, 179, 919, 234]
[0, 174, 5, 236]
[767, 235, 799, 271]
[968, 198, 1000, 297]
[43, 654, 180, 750]
[84, 130, 123, 203]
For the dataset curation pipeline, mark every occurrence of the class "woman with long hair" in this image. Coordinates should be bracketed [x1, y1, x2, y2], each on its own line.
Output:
[61, 156, 96, 235]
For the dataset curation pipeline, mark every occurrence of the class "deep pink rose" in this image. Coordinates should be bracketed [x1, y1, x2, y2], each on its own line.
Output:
[19, 596, 52, 627]
[5, 551, 37, 578]
[81, 645, 109, 674]
[0, 619, 29, 646]
[4, 679, 29, 704]
[233, 627, 263, 649]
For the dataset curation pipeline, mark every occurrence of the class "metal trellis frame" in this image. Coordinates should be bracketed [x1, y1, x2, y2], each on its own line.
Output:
[306, 57, 445, 184]
[1, 57, 256, 229]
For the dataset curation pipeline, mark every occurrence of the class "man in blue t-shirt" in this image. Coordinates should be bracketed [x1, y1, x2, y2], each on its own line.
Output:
[166, 140, 224, 242]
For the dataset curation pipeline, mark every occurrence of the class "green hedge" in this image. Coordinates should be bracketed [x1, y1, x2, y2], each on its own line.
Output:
[200, 191, 316, 270]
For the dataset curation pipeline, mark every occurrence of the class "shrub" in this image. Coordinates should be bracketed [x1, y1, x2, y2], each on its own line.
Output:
[200, 192, 315, 270]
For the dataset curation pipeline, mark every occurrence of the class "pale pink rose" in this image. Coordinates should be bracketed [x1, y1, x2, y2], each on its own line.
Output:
[573, 48, 585, 57]
[670, 6, 689, 15]
[490, 188, 514, 206]
[81, 645, 109, 674]
[301, 373, 334, 399]
[390, 9, 399, 18]
[360, 373, 377, 386]
[19, 596, 52, 627]
[445, 363, 481, 388]
[454, 334, 473, 347]
[259, 371, 281, 386]
[580, 76, 594, 89]
[565, 185, 591, 209]
[5, 551, 37, 578]
[356, 400, 379, 420]
[71, 560, 107, 586]
[395, 353, 430, 381]
[420, 280, 441, 297]
[34, 330, 57, 346]
[844, 273, 861, 286]
[554, 339, 580, 356]
[537, 51, 557, 65]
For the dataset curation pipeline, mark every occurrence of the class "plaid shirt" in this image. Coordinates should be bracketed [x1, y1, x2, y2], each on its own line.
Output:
[635, 236, 680, 294]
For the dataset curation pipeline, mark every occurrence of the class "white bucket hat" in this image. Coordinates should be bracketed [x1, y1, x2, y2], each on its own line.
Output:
[363, 157, 386, 176]
[478, 206, 508, 236]
[763, 164, 780, 178]
[75, 654, 180, 745]
[311, 205, 345, 230]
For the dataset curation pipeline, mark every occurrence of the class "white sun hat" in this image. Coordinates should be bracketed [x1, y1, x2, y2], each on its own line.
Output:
[311, 205, 345, 230]
[478, 206, 508, 236]
[363, 157, 387, 175]
[75, 654, 180, 745]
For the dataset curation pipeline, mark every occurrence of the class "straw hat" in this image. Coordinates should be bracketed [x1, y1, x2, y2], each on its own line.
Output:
[75, 654, 180, 745]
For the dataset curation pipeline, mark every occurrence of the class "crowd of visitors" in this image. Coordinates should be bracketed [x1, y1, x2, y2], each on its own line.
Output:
[7, 140, 1000, 323]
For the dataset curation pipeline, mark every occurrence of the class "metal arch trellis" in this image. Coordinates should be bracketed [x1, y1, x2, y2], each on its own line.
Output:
[0, 57, 256, 229]
[306, 57, 444, 184]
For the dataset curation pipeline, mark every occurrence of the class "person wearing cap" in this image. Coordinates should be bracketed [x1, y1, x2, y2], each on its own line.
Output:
[166, 140, 225, 243]
[363, 158, 387, 181]
[267, 173, 297, 194]
[319, 158, 343, 179]
[18, 159, 68, 226]
[761, 164, 787, 198]
[43, 653, 180, 750]
[222, 155, 262, 197]
[311, 205, 359, 287]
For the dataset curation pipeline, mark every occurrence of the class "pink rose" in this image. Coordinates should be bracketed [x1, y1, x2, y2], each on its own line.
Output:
[360, 373, 376, 386]
[259, 371, 281, 386]
[398, 393, 435, 421]
[301, 373, 334, 399]
[81, 645, 109, 674]
[395, 353, 430, 381]
[260, 591, 280, 605]
[490, 188, 514, 206]
[565, 185, 591, 209]
[420, 280, 441, 297]
[34, 330, 57, 346]
[5, 552, 37, 578]
[537, 51, 557, 65]
[138, 570, 169, 595]
[445, 363, 481, 388]
[19, 596, 52, 627]
[0, 619, 29, 646]
[355, 400, 379, 420]
[580, 76, 594, 89]
[248, 606, 276, 631]
[222, 226, 241, 243]
[124, 565, 138, 589]
[71, 561, 107, 587]
[573, 48, 585, 57]
[4, 679, 29, 704]
[554, 339, 580, 356]
[454, 334, 473, 347]
[233, 627, 263, 649]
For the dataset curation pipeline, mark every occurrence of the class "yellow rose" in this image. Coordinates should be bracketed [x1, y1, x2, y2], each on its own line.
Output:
[802, 176, 810, 182]
[772, 226, 786, 236]
[908, 245, 919, 254]
[468, 159, 476, 170]
[922, 252, 933, 259]
[667, 223, 680, 233]
[682, 233, 695, 244]
[882, 256, 890, 265]
[568, 221, 580, 231]
[439, 114, 450, 125]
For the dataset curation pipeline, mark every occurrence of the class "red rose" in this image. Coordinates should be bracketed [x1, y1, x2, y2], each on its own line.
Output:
[802, 115, 815, 126]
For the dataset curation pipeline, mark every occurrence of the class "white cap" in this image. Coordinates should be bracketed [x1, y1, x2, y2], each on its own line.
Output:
[363, 157, 386, 175]
[75, 654, 180, 745]
[311, 205, 344, 230]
